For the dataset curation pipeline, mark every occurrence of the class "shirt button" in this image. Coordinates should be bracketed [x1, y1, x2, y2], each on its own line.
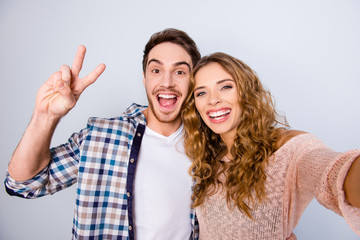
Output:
[130, 158, 135, 163]
[137, 133, 141, 137]
[129, 226, 133, 231]
[127, 192, 131, 197]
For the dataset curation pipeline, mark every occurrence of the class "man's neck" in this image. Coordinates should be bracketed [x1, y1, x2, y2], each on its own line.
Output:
[142, 109, 182, 137]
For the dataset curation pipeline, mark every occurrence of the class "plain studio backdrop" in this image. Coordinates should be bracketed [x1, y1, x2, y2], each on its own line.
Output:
[0, 0, 359, 239]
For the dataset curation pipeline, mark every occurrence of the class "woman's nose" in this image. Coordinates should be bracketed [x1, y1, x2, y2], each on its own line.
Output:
[208, 92, 221, 105]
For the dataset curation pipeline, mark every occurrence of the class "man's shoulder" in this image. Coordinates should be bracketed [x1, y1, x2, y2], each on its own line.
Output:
[121, 102, 147, 119]
[86, 103, 147, 129]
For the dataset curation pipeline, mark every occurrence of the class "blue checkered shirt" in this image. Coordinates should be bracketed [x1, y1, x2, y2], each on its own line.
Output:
[5, 103, 199, 240]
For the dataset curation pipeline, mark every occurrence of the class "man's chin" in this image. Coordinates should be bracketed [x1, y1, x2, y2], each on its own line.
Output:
[147, 97, 183, 123]
[154, 110, 181, 123]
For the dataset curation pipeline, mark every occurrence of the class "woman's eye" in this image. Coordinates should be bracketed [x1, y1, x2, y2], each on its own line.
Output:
[222, 85, 233, 90]
[195, 91, 205, 97]
[152, 69, 160, 73]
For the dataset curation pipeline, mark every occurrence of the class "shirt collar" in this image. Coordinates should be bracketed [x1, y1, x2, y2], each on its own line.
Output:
[122, 103, 147, 125]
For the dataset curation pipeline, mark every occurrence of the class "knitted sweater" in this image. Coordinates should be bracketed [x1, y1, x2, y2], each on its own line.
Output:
[196, 134, 360, 239]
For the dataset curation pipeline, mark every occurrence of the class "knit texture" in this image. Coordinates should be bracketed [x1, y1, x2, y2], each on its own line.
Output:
[196, 134, 360, 239]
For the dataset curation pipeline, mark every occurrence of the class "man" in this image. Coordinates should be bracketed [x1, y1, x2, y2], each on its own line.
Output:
[5, 28, 201, 240]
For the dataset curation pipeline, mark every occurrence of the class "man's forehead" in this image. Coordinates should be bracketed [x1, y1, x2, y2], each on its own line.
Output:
[147, 42, 192, 67]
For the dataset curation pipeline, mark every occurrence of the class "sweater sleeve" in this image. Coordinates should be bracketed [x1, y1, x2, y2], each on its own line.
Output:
[4, 123, 91, 199]
[285, 134, 360, 235]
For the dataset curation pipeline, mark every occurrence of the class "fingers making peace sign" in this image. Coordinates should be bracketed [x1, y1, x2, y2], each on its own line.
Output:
[35, 45, 106, 118]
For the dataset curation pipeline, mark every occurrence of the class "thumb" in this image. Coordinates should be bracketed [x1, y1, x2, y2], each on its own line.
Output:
[55, 80, 76, 111]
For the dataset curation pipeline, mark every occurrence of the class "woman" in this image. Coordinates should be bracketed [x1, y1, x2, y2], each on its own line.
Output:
[182, 52, 360, 239]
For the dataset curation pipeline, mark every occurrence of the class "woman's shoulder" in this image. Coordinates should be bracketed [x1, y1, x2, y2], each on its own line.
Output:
[275, 130, 308, 150]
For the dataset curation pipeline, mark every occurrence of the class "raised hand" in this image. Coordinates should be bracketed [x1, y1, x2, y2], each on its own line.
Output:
[7, 46, 106, 181]
[35, 45, 106, 118]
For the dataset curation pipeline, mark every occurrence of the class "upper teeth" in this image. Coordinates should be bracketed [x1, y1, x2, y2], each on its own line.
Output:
[158, 94, 176, 99]
[208, 109, 230, 118]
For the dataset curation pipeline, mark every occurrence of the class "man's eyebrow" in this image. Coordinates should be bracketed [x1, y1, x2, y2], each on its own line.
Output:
[174, 61, 191, 70]
[147, 58, 162, 66]
[147, 59, 191, 70]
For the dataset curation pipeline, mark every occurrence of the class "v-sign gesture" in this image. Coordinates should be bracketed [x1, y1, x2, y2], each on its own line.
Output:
[36, 45, 106, 119]
[8, 46, 105, 181]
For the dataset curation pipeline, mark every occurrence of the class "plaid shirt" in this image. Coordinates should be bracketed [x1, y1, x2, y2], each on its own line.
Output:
[5, 103, 199, 240]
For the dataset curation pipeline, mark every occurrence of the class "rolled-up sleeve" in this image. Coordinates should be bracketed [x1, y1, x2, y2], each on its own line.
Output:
[4, 124, 91, 198]
[287, 134, 360, 235]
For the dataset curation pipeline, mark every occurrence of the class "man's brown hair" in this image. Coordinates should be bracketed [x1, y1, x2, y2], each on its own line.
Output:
[142, 28, 200, 72]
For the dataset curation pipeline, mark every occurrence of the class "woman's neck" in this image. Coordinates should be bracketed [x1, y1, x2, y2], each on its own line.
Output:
[220, 132, 236, 160]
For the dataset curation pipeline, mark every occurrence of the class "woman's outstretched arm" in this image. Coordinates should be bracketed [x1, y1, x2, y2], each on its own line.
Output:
[344, 156, 360, 208]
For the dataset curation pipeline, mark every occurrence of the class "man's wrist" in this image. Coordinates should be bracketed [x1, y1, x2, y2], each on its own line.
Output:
[31, 109, 61, 130]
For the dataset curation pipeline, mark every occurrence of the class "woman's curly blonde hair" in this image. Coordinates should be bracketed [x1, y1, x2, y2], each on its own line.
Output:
[182, 52, 288, 218]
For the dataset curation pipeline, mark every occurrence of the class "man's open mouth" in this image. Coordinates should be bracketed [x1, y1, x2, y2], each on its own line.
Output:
[157, 93, 178, 108]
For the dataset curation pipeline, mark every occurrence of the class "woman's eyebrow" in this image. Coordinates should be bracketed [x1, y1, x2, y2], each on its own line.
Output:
[217, 79, 234, 84]
[194, 86, 205, 92]
[194, 79, 235, 92]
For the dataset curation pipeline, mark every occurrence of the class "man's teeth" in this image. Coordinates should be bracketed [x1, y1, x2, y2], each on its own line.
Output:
[158, 94, 177, 99]
[208, 109, 230, 118]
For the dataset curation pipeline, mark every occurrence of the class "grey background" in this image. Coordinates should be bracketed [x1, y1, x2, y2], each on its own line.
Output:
[0, 0, 359, 239]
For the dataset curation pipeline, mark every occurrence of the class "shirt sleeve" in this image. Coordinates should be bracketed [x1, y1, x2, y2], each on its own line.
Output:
[285, 134, 360, 235]
[4, 124, 91, 199]
[190, 208, 199, 240]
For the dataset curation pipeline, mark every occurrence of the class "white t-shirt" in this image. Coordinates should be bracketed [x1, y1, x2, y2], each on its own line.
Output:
[133, 125, 193, 239]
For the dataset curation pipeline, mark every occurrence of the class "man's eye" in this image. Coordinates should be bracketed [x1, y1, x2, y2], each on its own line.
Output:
[152, 69, 160, 73]
[176, 70, 186, 75]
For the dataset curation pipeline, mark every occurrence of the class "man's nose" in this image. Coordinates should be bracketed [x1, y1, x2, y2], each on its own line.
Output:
[160, 72, 175, 88]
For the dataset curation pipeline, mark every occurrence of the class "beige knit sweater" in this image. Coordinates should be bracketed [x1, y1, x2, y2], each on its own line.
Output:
[196, 134, 360, 239]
